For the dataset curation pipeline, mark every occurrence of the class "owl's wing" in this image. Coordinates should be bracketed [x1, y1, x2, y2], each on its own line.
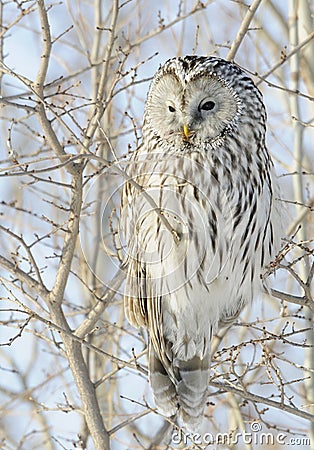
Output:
[124, 238, 179, 398]
[123, 255, 148, 328]
[121, 165, 180, 384]
[122, 209, 173, 360]
[121, 164, 146, 328]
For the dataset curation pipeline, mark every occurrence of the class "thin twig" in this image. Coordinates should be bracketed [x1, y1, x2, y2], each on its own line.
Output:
[0, 254, 49, 299]
[256, 31, 314, 86]
[0, 224, 46, 289]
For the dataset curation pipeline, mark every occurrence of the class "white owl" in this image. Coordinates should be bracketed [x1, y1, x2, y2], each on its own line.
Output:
[121, 55, 281, 429]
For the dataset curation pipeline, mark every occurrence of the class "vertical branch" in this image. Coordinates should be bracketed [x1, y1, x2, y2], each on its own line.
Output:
[95, 0, 119, 106]
[33, 2, 110, 448]
[288, 1, 314, 445]
[90, 0, 103, 102]
[226, 0, 263, 61]
[35, 0, 83, 305]
[35, 0, 77, 170]
[49, 305, 110, 450]
[289, 0, 304, 220]
[83, 0, 119, 147]
[298, 0, 314, 96]
[49, 174, 82, 304]
[46, 171, 111, 448]
[35, 0, 51, 90]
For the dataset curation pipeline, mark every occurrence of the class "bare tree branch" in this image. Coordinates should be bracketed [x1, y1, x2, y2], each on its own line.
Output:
[49, 304, 110, 450]
[271, 288, 314, 313]
[210, 381, 314, 422]
[0, 254, 49, 299]
[49, 173, 83, 305]
[226, 0, 263, 61]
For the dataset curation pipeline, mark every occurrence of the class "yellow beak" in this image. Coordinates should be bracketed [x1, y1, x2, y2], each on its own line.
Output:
[183, 124, 190, 139]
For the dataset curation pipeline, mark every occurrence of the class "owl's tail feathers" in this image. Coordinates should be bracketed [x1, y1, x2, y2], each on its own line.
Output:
[149, 345, 178, 417]
[176, 355, 210, 428]
[149, 345, 210, 430]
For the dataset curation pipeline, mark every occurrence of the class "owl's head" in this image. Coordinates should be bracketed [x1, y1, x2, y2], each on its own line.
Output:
[143, 56, 265, 146]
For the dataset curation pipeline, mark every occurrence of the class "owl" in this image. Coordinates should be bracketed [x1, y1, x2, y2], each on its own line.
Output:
[121, 55, 280, 429]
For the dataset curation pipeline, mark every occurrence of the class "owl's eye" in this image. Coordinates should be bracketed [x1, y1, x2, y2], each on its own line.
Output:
[199, 98, 216, 112]
[166, 101, 176, 113]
